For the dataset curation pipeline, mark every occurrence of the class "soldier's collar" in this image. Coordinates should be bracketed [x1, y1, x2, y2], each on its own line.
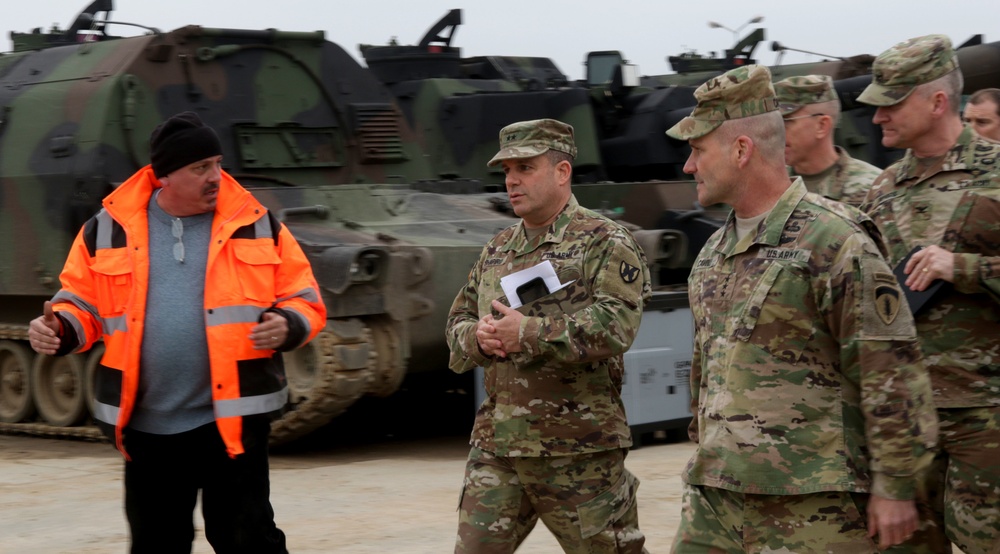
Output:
[754, 178, 806, 248]
[894, 126, 976, 186]
[501, 196, 577, 252]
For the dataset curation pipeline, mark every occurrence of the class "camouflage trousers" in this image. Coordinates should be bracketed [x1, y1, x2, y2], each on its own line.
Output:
[670, 484, 878, 553]
[454, 447, 647, 554]
[886, 406, 1000, 554]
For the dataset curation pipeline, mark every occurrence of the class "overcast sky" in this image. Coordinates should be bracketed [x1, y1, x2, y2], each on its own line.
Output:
[3, 1, 997, 80]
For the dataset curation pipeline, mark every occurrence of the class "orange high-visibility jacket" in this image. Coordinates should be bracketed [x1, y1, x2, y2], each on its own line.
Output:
[51, 166, 327, 458]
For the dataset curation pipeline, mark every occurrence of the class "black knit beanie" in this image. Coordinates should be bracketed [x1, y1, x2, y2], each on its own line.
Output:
[149, 111, 223, 178]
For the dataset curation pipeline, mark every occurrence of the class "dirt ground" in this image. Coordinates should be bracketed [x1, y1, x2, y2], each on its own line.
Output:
[0, 432, 694, 553]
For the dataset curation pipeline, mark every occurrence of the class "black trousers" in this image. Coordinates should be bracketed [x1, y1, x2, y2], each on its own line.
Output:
[123, 417, 287, 554]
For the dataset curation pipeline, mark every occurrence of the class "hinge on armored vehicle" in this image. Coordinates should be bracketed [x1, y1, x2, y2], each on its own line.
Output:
[233, 123, 346, 169]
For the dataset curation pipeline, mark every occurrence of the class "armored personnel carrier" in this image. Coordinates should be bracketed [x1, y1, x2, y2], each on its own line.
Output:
[1, 1, 997, 444]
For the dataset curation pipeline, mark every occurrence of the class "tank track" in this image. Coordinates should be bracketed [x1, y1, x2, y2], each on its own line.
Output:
[0, 420, 106, 441]
[0, 324, 107, 442]
[0, 319, 402, 446]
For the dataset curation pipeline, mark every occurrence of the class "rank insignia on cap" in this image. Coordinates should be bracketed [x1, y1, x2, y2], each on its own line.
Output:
[487, 119, 577, 167]
[620, 261, 640, 283]
[875, 284, 901, 325]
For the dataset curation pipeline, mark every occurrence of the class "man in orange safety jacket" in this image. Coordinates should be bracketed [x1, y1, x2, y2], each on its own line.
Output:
[28, 111, 326, 554]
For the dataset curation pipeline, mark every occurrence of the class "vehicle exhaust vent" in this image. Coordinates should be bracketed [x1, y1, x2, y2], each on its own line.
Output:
[350, 103, 407, 164]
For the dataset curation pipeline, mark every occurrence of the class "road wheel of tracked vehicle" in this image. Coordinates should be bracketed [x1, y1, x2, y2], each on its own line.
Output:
[83, 343, 105, 420]
[31, 352, 87, 427]
[0, 340, 35, 423]
[367, 317, 405, 398]
[271, 319, 376, 445]
[285, 340, 319, 406]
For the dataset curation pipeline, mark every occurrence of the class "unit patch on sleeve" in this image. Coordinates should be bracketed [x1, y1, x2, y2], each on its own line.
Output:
[874, 277, 902, 325]
[860, 259, 915, 340]
[620, 261, 640, 283]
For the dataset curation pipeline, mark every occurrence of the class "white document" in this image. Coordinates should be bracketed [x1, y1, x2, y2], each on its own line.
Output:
[499, 260, 573, 308]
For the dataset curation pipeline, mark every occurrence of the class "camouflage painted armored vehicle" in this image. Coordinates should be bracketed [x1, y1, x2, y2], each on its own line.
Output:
[0, 3, 698, 445]
[358, 10, 1000, 273]
[0, 0, 528, 443]
[364, 14, 1000, 184]
[2, 2, 998, 444]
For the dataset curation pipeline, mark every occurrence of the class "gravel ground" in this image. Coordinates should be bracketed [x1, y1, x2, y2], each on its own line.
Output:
[0, 432, 694, 553]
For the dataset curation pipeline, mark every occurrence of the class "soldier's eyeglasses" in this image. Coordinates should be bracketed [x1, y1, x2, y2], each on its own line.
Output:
[783, 113, 824, 125]
[172, 218, 185, 263]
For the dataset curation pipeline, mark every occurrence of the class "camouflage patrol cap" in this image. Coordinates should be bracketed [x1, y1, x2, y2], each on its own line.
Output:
[774, 75, 837, 115]
[666, 65, 779, 141]
[487, 119, 577, 167]
[858, 34, 958, 107]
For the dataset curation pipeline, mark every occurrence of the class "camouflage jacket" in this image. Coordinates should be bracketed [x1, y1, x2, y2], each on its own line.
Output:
[793, 146, 882, 208]
[861, 126, 1000, 408]
[446, 196, 651, 457]
[686, 179, 938, 499]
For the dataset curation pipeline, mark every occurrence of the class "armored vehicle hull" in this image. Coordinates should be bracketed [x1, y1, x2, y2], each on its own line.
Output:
[0, 4, 523, 443]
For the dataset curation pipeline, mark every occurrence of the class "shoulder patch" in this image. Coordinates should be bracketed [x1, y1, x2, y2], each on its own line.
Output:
[873, 274, 902, 325]
[860, 261, 915, 340]
[602, 240, 648, 307]
[620, 260, 641, 283]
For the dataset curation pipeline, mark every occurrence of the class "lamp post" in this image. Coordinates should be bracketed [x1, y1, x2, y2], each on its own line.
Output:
[707, 16, 764, 44]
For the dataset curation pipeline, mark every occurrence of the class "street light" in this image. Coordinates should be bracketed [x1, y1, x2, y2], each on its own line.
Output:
[707, 16, 764, 44]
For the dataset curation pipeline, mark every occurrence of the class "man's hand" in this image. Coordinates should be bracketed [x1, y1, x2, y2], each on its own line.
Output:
[476, 314, 506, 358]
[904, 245, 954, 291]
[28, 301, 62, 355]
[250, 311, 289, 350]
[490, 300, 524, 354]
[867, 495, 919, 549]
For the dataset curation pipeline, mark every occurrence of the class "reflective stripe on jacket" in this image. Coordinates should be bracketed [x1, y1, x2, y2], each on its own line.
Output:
[51, 166, 326, 458]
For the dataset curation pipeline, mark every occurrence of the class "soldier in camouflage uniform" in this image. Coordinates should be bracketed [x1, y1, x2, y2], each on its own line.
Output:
[963, 88, 1000, 141]
[666, 65, 939, 553]
[774, 75, 883, 207]
[445, 119, 652, 553]
[858, 34, 1000, 554]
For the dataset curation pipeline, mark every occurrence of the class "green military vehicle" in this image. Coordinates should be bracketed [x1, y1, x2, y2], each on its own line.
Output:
[1, 1, 997, 444]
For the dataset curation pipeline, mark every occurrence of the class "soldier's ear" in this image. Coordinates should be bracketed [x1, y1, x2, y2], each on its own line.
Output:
[930, 90, 951, 117]
[733, 135, 753, 168]
[159, 176, 170, 187]
[554, 159, 572, 186]
[817, 115, 835, 138]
